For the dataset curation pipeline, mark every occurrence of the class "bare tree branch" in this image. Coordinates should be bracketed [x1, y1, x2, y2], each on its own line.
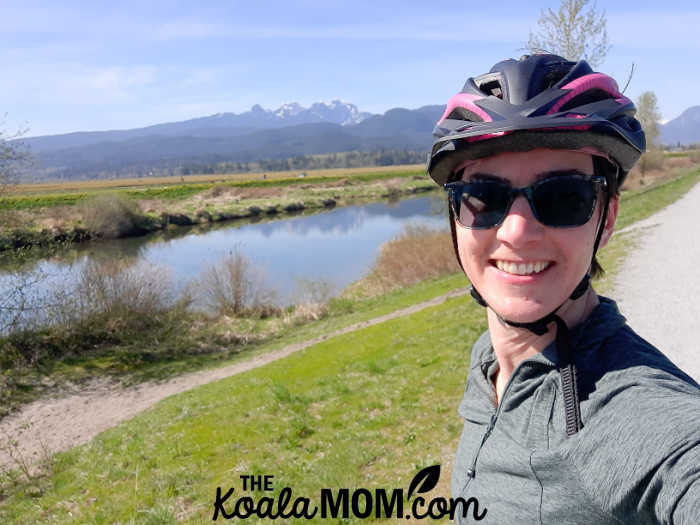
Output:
[526, 0, 611, 68]
[0, 117, 30, 194]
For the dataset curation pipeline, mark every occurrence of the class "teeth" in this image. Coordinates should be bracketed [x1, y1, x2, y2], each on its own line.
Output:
[495, 260, 550, 275]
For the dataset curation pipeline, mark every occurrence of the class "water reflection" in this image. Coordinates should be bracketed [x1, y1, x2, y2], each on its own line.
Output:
[0, 194, 449, 322]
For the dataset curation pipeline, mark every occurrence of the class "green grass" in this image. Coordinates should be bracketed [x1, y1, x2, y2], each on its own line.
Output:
[1, 169, 425, 210]
[1, 293, 482, 524]
[0, 271, 468, 417]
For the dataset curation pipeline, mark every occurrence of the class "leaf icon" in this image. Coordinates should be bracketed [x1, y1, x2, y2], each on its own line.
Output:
[406, 465, 441, 500]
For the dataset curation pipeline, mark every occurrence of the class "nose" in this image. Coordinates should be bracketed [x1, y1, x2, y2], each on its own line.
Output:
[495, 195, 545, 246]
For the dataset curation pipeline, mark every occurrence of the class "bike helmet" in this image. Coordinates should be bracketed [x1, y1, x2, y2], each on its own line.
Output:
[429, 54, 646, 436]
[427, 54, 644, 188]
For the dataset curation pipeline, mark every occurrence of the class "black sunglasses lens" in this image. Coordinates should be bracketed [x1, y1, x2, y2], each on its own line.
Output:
[533, 177, 597, 227]
[455, 182, 511, 228]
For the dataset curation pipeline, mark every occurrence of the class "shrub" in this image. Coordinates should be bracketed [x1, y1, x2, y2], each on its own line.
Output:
[197, 249, 277, 317]
[361, 225, 460, 295]
[0, 259, 185, 371]
[80, 193, 145, 238]
[50, 258, 181, 334]
[637, 149, 665, 175]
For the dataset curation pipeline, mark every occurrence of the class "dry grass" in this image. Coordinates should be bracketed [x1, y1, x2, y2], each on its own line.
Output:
[0, 209, 34, 230]
[79, 193, 145, 238]
[356, 225, 460, 297]
[624, 151, 700, 190]
[36, 206, 79, 231]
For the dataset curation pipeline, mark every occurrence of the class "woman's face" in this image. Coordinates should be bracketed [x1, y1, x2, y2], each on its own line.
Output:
[455, 149, 617, 323]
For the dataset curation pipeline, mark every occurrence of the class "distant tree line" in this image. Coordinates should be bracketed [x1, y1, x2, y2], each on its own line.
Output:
[182, 149, 427, 175]
[27, 149, 428, 182]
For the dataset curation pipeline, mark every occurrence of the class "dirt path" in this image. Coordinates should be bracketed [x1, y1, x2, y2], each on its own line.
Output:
[0, 288, 469, 472]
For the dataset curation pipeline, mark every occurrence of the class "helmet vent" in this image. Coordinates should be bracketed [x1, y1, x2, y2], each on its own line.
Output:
[479, 80, 503, 99]
[474, 72, 505, 99]
[558, 88, 613, 113]
[445, 107, 485, 123]
[541, 67, 569, 90]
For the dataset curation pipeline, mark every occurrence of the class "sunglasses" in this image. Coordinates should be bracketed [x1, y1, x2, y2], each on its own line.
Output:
[444, 172, 607, 229]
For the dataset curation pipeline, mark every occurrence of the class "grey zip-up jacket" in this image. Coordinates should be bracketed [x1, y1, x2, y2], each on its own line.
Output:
[451, 297, 700, 524]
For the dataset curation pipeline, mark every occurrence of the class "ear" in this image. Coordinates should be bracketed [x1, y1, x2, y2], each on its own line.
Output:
[598, 196, 618, 249]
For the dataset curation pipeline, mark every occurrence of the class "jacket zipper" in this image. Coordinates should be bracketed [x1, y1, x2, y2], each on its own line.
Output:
[466, 412, 497, 480]
[464, 360, 544, 486]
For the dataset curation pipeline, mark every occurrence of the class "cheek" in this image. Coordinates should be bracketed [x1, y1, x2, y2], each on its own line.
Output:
[455, 226, 490, 272]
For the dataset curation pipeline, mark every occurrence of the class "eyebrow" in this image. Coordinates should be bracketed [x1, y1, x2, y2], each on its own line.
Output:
[465, 169, 591, 183]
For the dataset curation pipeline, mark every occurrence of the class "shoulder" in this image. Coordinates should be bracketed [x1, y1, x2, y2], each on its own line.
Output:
[579, 320, 699, 396]
[574, 296, 698, 391]
[565, 301, 700, 522]
[575, 302, 699, 439]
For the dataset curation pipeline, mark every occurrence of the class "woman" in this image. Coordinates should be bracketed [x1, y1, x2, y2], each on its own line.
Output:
[426, 54, 699, 523]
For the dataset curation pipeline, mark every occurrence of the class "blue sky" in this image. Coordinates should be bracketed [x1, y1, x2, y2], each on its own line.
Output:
[2, 0, 699, 137]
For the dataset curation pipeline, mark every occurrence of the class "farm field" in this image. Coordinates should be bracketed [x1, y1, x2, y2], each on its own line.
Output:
[6, 164, 426, 196]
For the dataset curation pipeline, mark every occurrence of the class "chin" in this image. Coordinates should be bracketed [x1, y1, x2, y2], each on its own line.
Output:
[488, 296, 557, 324]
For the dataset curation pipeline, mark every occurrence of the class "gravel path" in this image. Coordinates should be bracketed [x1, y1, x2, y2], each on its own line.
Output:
[0, 288, 468, 472]
[612, 181, 700, 383]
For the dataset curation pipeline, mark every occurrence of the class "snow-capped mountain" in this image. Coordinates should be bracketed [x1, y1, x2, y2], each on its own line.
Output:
[23, 100, 375, 153]
[270, 100, 371, 126]
[20, 104, 445, 181]
[273, 102, 304, 119]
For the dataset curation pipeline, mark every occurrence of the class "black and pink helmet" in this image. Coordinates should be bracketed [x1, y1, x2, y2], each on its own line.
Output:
[427, 54, 645, 187]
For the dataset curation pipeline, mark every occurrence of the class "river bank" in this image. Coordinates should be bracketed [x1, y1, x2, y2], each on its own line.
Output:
[0, 166, 432, 251]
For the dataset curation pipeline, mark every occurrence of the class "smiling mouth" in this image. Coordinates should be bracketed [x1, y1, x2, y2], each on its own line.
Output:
[493, 260, 552, 276]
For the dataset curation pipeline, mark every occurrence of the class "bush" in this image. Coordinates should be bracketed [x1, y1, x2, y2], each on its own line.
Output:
[0, 259, 185, 370]
[50, 258, 181, 334]
[80, 193, 145, 238]
[637, 149, 665, 175]
[197, 249, 277, 317]
[361, 225, 460, 295]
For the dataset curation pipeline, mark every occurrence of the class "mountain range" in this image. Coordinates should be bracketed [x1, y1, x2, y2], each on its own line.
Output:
[22, 100, 374, 153]
[660, 106, 700, 146]
[15, 101, 700, 182]
[20, 101, 444, 181]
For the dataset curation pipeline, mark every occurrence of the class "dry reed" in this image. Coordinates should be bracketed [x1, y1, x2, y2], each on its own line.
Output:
[360, 225, 460, 296]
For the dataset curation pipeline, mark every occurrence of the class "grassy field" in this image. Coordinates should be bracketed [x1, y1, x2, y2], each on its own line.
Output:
[0, 166, 698, 524]
[1, 165, 426, 210]
[8, 165, 426, 195]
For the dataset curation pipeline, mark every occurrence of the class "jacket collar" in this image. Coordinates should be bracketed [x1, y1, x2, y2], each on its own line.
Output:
[458, 296, 626, 422]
